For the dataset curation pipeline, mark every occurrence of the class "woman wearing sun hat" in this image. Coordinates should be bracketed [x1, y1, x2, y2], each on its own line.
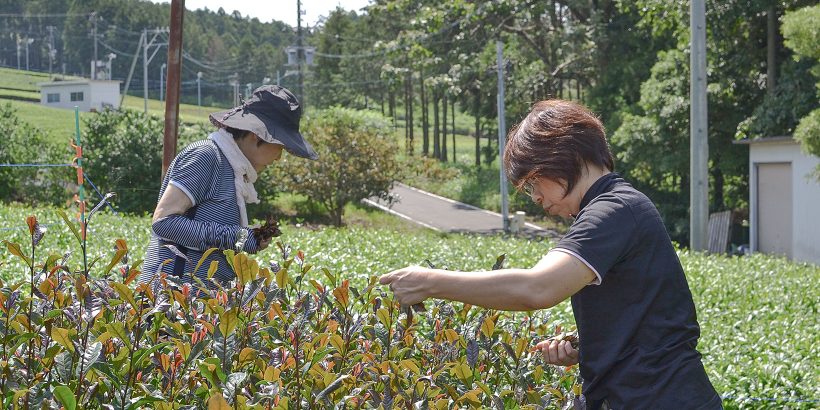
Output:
[139, 85, 318, 287]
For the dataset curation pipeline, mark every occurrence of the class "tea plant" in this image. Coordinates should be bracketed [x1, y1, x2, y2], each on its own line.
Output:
[0, 209, 580, 409]
[2, 204, 818, 409]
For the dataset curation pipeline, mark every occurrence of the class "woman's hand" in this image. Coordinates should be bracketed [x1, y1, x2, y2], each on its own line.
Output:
[379, 266, 430, 305]
[534, 338, 579, 367]
[257, 237, 271, 252]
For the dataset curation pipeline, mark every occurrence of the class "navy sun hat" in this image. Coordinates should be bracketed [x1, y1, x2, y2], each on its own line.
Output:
[209, 85, 319, 160]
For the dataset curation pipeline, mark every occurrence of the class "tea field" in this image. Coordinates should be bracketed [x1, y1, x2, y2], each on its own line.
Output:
[0, 203, 818, 408]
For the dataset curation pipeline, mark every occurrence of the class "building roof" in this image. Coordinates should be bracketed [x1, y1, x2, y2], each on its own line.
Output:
[38, 80, 122, 88]
[733, 136, 796, 145]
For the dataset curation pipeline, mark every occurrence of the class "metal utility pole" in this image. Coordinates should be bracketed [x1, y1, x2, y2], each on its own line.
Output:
[690, 0, 709, 250]
[160, 63, 167, 101]
[90, 12, 99, 79]
[106, 53, 116, 80]
[24, 38, 33, 71]
[141, 28, 169, 114]
[47, 26, 56, 78]
[143, 29, 148, 112]
[196, 71, 202, 106]
[16, 38, 21, 70]
[229, 73, 239, 106]
[496, 40, 509, 233]
[121, 30, 145, 107]
[162, 0, 185, 179]
[297, 0, 305, 107]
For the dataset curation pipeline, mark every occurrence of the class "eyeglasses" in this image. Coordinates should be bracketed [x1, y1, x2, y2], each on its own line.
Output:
[522, 179, 536, 197]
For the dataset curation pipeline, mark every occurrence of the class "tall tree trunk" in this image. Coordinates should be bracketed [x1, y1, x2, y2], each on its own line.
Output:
[408, 72, 414, 156]
[767, 6, 777, 93]
[389, 87, 396, 131]
[433, 90, 440, 159]
[421, 70, 429, 156]
[711, 155, 725, 211]
[380, 89, 385, 116]
[474, 91, 481, 168]
[576, 80, 581, 101]
[486, 118, 492, 152]
[451, 98, 456, 163]
[441, 93, 448, 162]
[404, 74, 410, 154]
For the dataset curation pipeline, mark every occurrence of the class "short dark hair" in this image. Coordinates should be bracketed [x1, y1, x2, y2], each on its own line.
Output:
[226, 126, 250, 140]
[225, 126, 265, 147]
[503, 99, 614, 197]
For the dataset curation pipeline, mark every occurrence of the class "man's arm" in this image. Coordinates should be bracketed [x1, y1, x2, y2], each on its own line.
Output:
[379, 251, 595, 311]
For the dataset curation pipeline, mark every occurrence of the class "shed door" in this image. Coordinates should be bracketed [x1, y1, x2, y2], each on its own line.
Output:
[757, 162, 792, 258]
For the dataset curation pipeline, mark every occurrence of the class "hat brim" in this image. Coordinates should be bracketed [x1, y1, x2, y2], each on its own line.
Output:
[209, 109, 319, 160]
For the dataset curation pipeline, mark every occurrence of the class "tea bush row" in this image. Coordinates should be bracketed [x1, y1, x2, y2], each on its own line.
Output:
[0, 210, 580, 409]
[1, 204, 818, 408]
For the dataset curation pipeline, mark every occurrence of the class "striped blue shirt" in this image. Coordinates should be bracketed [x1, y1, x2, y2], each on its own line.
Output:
[140, 139, 259, 287]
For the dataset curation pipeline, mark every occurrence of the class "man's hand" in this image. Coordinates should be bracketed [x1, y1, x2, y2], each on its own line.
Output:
[534, 338, 579, 367]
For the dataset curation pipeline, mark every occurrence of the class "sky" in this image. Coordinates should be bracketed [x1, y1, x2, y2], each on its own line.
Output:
[149, 0, 373, 28]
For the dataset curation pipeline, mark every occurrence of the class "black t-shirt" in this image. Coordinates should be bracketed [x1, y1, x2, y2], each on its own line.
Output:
[554, 173, 721, 409]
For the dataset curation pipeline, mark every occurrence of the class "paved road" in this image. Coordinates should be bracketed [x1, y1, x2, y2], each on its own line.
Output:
[364, 182, 557, 238]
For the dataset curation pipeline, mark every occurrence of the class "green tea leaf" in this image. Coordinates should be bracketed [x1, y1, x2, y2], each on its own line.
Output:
[55, 209, 82, 244]
[101, 249, 128, 277]
[111, 282, 137, 311]
[194, 247, 220, 275]
[218, 308, 239, 337]
[51, 327, 76, 353]
[53, 385, 76, 410]
[2, 241, 31, 267]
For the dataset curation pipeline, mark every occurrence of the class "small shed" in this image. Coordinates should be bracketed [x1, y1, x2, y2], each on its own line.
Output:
[735, 136, 820, 264]
[38, 79, 121, 112]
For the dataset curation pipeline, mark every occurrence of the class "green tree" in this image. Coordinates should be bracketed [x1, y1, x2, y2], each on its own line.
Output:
[782, 4, 820, 174]
[272, 107, 400, 226]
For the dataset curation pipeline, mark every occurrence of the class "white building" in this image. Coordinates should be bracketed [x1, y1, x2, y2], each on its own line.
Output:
[736, 136, 820, 265]
[38, 80, 121, 112]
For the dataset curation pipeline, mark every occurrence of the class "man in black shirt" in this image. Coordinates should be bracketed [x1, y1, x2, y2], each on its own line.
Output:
[380, 100, 721, 409]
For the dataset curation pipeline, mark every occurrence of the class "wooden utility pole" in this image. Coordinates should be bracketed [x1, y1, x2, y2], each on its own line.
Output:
[690, 0, 708, 250]
[162, 0, 184, 179]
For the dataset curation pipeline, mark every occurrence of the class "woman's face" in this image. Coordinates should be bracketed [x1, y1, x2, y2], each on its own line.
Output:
[238, 133, 284, 172]
[527, 177, 580, 218]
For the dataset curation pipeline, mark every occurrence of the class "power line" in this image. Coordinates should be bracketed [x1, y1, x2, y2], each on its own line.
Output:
[97, 38, 135, 58]
[0, 13, 92, 18]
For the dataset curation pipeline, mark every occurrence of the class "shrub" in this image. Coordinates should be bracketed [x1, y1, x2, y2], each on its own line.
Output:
[83, 109, 213, 214]
[273, 107, 401, 226]
[0, 103, 70, 205]
[0, 212, 580, 408]
[82, 109, 164, 214]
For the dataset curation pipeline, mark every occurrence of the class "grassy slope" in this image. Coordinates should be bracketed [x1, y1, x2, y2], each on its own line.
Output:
[0, 67, 216, 143]
[1, 203, 818, 407]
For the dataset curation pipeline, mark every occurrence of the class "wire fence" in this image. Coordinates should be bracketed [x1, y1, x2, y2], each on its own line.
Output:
[0, 161, 117, 232]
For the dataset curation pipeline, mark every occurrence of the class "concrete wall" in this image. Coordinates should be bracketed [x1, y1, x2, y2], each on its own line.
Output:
[39, 80, 121, 112]
[749, 139, 820, 265]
